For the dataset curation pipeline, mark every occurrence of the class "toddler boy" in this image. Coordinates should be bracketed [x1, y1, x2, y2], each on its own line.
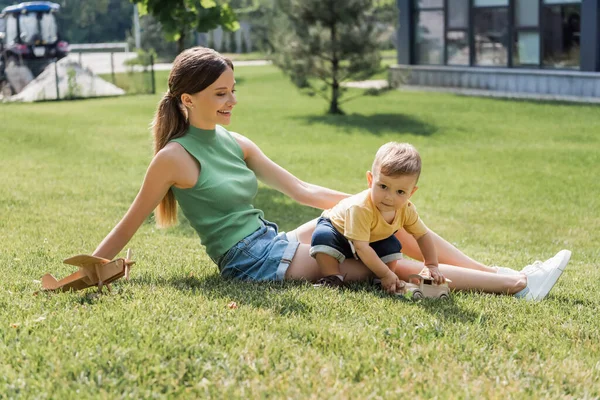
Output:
[310, 142, 444, 293]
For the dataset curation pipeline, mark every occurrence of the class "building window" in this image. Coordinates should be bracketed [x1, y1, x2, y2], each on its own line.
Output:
[474, 7, 509, 66]
[447, 31, 469, 65]
[408, 0, 583, 69]
[417, 0, 443, 7]
[448, 0, 469, 29]
[514, 32, 540, 65]
[415, 10, 445, 65]
[542, 4, 581, 69]
[474, 0, 508, 6]
[516, 0, 539, 27]
[513, 0, 540, 67]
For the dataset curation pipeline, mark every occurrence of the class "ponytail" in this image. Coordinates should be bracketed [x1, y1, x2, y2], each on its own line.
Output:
[152, 92, 189, 228]
[150, 46, 234, 228]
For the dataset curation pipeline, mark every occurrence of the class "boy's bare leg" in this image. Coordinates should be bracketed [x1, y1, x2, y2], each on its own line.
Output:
[395, 228, 497, 273]
[316, 253, 342, 277]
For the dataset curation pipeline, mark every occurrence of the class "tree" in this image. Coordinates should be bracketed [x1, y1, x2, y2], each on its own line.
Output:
[131, 0, 239, 54]
[272, 0, 382, 114]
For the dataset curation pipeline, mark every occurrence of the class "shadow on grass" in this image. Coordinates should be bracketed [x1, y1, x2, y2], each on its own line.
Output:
[293, 113, 438, 136]
[141, 273, 316, 316]
[394, 292, 480, 323]
[125, 272, 479, 322]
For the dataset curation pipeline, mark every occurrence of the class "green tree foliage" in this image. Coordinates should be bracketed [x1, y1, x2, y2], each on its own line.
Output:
[272, 0, 382, 114]
[131, 0, 239, 54]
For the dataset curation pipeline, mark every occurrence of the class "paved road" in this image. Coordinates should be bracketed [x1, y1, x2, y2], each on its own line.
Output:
[66, 52, 270, 75]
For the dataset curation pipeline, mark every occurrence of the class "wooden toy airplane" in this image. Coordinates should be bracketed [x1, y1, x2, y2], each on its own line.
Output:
[41, 249, 135, 292]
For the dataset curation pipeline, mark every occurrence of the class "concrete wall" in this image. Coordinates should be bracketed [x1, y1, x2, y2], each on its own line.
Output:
[389, 65, 600, 99]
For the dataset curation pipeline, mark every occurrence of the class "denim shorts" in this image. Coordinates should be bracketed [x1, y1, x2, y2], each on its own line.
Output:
[216, 219, 300, 281]
[309, 217, 402, 264]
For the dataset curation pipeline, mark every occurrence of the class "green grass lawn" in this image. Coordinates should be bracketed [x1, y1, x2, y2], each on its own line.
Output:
[1, 65, 599, 398]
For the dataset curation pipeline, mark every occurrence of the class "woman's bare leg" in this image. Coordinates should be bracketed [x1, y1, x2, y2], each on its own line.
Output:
[284, 243, 373, 282]
[391, 259, 526, 294]
[295, 221, 497, 273]
[395, 228, 497, 273]
[292, 218, 319, 244]
[287, 222, 524, 293]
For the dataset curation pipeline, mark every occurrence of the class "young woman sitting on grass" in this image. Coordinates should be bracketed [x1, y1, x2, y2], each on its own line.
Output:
[92, 47, 570, 301]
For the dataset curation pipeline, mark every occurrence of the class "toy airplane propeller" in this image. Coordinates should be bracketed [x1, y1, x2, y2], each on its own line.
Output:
[41, 249, 135, 292]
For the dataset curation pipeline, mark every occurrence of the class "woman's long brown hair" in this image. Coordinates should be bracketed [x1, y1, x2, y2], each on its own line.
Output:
[151, 47, 233, 227]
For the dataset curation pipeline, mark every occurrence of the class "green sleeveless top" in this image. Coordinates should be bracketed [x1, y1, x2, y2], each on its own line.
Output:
[170, 125, 263, 260]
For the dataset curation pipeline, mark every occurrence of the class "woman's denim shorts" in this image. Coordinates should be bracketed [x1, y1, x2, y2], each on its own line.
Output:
[216, 219, 300, 281]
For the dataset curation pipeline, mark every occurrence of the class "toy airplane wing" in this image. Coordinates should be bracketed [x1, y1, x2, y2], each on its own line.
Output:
[63, 254, 110, 267]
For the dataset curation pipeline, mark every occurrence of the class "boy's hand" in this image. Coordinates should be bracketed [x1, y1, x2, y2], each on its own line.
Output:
[381, 271, 405, 294]
[421, 266, 445, 285]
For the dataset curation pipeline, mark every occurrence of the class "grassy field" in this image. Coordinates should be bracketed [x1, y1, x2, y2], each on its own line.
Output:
[1, 65, 599, 398]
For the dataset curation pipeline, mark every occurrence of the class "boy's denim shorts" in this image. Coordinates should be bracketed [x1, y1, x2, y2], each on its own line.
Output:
[310, 217, 402, 264]
[216, 218, 300, 281]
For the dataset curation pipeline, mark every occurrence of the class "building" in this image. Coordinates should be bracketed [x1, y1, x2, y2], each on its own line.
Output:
[390, 0, 600, 100]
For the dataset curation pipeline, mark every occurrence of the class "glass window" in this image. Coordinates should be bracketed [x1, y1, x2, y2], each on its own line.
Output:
[474, 0, 508, 6]
[474, 8, 509, 66]
[542, 5, 580, 68]
[447, 31, 470, 65]
[516, 0, 539, 27]
[514, 32, 540, 65]
[448, 0, 469, 29]
[544, 0, 580, 4]
[19, 13, 39, 43]
[40, 13, 57, 43]
[417, 0, 443, 8]
[415, 11, 444, 65]
[6, 14, 18, 46]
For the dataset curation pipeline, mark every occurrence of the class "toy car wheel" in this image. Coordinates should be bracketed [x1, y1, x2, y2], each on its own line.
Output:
[439, 293, 449, 300]
[412, 290, 423, 300]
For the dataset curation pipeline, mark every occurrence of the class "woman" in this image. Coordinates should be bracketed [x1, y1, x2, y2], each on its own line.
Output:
[92, 47, 570, 301]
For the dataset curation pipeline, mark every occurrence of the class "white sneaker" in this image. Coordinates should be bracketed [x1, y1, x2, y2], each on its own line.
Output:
[495, 266, 522, 276]
[520, 260, 544, 275]
[533, 250, 571, 301]
[519, 250, 572, 301]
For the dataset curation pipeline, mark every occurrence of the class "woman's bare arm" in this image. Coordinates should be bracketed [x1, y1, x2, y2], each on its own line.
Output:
[232, 132, 350, 210]
[92, 145, 184, 260]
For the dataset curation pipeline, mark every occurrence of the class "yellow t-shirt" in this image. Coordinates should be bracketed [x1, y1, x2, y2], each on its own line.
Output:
[323, 189, 428, 243]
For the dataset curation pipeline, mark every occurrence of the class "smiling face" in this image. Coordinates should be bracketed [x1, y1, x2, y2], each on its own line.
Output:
[367, 169, 418, 214]
[180, 67, 237, 129]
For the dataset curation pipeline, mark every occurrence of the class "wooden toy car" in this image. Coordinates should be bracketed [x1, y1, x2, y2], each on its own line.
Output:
[402, 274, 451, 300]
[41, 249, 135, 293]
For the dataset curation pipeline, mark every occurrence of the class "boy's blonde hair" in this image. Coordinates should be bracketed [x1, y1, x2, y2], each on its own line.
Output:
[372, 142, 421, 179]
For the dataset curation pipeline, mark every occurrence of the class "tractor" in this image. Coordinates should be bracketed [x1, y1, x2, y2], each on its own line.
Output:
[0, 1, 68, 96]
